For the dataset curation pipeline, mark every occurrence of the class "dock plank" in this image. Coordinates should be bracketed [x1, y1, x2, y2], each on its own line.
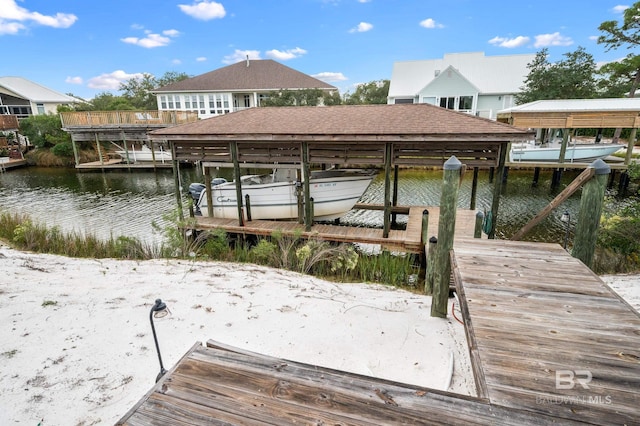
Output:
[117, 341, 585, 425]
[452, 238, 640, 426]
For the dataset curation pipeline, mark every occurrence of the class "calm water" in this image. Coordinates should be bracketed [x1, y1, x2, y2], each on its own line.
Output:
[0, 166, 589, 246]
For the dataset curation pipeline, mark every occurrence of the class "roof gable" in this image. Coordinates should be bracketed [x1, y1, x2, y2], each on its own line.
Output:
[388, 52, 535, 98]
[0, 76, 76, 103]
[420, 65, 480, 95]
[153, 59, 336, 93]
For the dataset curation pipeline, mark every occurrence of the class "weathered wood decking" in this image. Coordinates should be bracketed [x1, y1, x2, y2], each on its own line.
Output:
[451, 238, 640, 425]
[194, 206, 481, 253]
[117, 340, 580, 426]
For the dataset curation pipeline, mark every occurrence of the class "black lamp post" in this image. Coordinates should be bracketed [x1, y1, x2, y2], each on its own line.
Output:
[149, 298, 169, 382]
[560, 210, 571, 250]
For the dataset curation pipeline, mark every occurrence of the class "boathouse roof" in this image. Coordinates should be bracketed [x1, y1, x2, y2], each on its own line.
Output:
[150, 103, 531, 140]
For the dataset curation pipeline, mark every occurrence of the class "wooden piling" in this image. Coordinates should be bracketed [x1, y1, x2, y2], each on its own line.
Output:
[231, 141, 244, 226]
[474, 211, 484, 238]
[204, 167, 214, 218]
[571, 159, 610, 269]
[419, 210, 429, 286]
[425, 236, 437, 295]
[431, 156, 462, 318]
[470, 167, 479, 210]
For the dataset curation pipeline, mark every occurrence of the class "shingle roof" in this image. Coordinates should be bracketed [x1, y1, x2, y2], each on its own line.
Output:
[153, 59, 336, 93]
[151, 104, 531, 138]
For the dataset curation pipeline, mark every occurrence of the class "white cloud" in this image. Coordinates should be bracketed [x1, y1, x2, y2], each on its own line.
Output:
[222, 49, 262, 64]
[265, 47, 307, 60]
[488, 35, 530, 48]
[0, 0, 77, 34]
[179, 1, 226, 21]
[172, 59, 182, 65]
[612, 5, 629, 13]
[349, 22, 373, 33]
[534, 32, 573, 48]
[419, 18, 444, 29]
[87, 70, 145, 90]
[358, 0, 371, 3]
[589, 35, 598, 41]
[312, 72, 347, 82]
[121, 29, 179, 48]
[65, 76, 83, 85]
[196, 56, 207, 62]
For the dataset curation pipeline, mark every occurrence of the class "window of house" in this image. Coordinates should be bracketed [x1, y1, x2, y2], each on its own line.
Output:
[439, 97, 455, 109]
[168, 95, 174, 109]
[160, 96, 167, 109]
[36, 103, 45, 114]
[459, 96, 473, 110]
[184, 96, 191, 109]
[394, 98, 414, 104]
[244, 95, 251, 108]
[174, 95, 181, 109]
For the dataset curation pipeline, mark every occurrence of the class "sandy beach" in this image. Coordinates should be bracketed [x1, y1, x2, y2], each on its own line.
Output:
[0, 243, 478, 425]
[0, 243, 638, 425]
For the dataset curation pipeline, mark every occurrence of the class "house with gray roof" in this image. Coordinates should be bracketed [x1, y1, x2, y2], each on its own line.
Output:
[0, 76, 77, 119]
[152, 59, 337, 119]
[387, 52, 535, 120]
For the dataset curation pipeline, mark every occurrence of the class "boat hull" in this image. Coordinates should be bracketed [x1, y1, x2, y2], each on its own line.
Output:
[510, 143, 624, 162]
[116, 148, 172, 162]
[197, 170, 376, 221]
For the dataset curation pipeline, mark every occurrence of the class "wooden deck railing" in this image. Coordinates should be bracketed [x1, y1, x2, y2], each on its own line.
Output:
[60, 110, 199, 128]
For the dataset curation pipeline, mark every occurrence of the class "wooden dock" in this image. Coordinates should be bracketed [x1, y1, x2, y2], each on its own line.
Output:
[451, 238, 640, 425]
[194, 206, 481, 253]
[117, 340, 581, 426]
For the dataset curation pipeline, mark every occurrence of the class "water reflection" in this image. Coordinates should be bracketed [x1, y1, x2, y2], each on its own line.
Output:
[0, 166, 587, 246]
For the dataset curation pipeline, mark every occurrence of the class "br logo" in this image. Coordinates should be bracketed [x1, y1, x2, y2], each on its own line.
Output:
[556, 370, 592, 390]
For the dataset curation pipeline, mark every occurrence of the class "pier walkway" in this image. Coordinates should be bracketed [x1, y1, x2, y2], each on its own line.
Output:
[194, 206, 480, 254]
[452, 238, 640, 425]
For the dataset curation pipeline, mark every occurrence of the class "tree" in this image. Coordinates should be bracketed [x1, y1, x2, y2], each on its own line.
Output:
[516, 47, 598, 104]
[19, 113, 70, 149]
[260, 89, 326, 107]
[597, 55, 640, 98]
[119, 71, 190, 110]
[598, 1, 640, 141]
[343, 80, 390, 104]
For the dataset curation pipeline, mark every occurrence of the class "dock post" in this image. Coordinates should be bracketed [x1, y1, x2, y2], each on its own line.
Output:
[170, 142, 184, 221]
[245, 194, 252, 222]
[392, 165, 399, 227]
[419, 210, 429, 285]
[204, 167, 214, 217]
[571, 159, 610, 269]
[474, 211, 484, 238]
[302, 142, 311, 231]
[425, 236, 437, 295]
[382, 143, 392, 238]
[431, 156, 462, 318]
[231, 141, 244, 226]
[532, 167, 540, 187]
[470, 167, 479, 210]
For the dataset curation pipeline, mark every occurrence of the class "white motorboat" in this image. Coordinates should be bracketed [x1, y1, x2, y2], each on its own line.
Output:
[510, 141, 624, 162]
[189, 168, 377, 221]
[116, 146, 172, 163]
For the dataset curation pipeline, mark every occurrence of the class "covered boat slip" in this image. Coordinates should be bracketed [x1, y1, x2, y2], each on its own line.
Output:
[497, 98, 640, 167]
[150, 104, 533, 238]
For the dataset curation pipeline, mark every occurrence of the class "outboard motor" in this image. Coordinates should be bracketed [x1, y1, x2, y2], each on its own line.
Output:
[188, 183, 206, 203]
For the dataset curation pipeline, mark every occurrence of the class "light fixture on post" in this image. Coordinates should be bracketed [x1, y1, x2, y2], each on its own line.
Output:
[560, 210, 571, 250]
[149, 298, 169, 382]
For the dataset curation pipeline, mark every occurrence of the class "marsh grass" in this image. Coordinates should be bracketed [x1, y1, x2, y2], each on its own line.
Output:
[0, 209, 422, 289]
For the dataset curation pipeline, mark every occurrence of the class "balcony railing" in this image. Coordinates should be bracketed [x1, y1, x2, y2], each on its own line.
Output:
[60, 110, 199, 128]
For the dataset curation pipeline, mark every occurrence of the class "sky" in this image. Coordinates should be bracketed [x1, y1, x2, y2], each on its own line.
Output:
[0, 0, 634, 100]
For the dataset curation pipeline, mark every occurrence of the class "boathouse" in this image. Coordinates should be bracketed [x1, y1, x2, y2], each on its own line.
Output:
[149, 103, 532, 239]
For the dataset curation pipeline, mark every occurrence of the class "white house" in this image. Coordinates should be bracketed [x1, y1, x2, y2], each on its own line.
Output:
[0, 76, 78, 119]
[387, 52, 535, 119]
[152, 59, 337, 120]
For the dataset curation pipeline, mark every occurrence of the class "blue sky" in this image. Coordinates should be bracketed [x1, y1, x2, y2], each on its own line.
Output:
[0, 0, 633, 100]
